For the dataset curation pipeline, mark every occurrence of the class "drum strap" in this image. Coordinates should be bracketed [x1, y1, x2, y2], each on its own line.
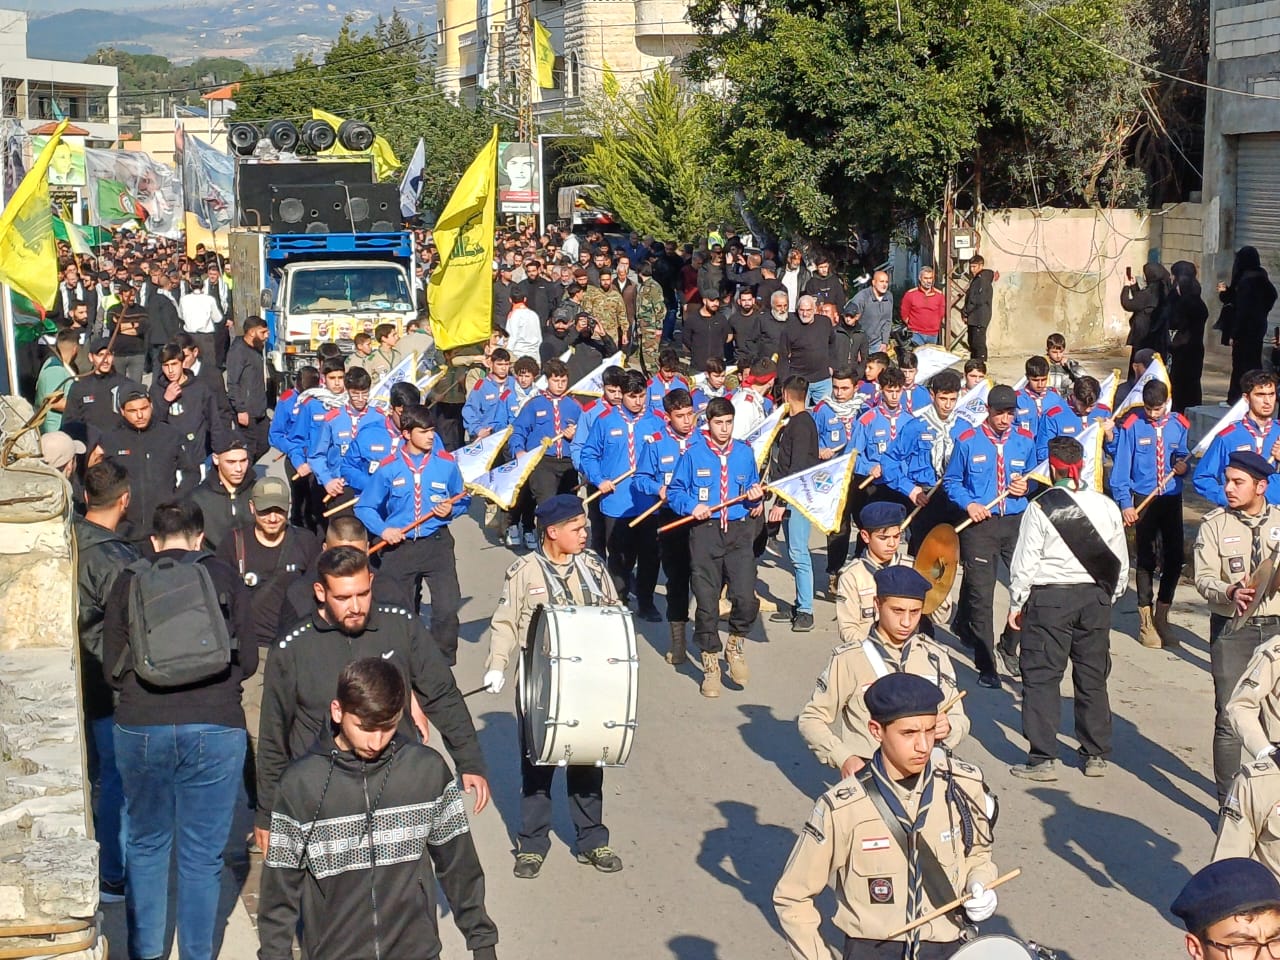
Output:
[532, 551, 607, 606]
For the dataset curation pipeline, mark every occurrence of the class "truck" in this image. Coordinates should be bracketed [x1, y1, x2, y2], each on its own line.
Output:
[230, 229, 417, 391]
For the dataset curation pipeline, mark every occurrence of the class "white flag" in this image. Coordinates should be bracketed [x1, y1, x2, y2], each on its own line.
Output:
[417, 368, 447, 395]
[569, 351, 626, 397]
[370, 352, 419, 408]
[1192, 398, 1247, 457]
[744, 405, 787, 469]
[466, 443, 549, 510]
[1098, 370, 1120, 410]
[533, 348, 574, 391]
[1027, 422, 1106, 491]
[399, 138, 426, 218]
[455, 428, 511, 484]
[913, 346, 963, 384]
[769, 451, 859, 533]
[1113, 355, 1172, 417]
[954, 379, 991, 427]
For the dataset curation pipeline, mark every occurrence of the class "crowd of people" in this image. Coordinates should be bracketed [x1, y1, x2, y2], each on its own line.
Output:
[13, 218, 1280, 960]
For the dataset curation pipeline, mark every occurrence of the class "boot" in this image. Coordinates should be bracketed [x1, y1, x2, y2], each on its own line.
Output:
[666, 622, 688, 666]
[1138, 605, 1162, 648]
[700, 651, 722, 698]
[725, 635, 750, 685]
[1154, 602, 1178, 648]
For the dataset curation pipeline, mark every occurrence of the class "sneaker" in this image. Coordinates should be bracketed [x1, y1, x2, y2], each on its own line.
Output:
[523, 530, 539, 551]
[99, 879, 126, 903]
[997, 648, 1021, 679]
[1009, 760, 1059, 781]
[1083, 757, 1108, 778]
[513, 852, 545, 879]
[505, 525, 521, 548]
[768, 608, 794, 623]
[635, 601, 663, 623]
[792, 612, 815, 632]
[977, 672, 1000, 689]
[576, 845, 624, 873]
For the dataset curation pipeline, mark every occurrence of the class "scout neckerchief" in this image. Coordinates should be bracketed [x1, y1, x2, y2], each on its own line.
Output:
[533, 549, 607, 606]
[1242, 415, 1273, 457]
[1147, 411, 1170, 492]
[381, 413, 402, 452]
[878, 401, 905, 442]
[981, 422, 1011, 516]
[399, 447, 432, 529]
[1233, 506, 1269, 574]
[543, 391, 568, 456]
[706, 435, 734, 531]
[861, 624, 917, 680]
[619, 406, 644, 468]
[869, 753, 936, 960]
[916, 405, 956, 479]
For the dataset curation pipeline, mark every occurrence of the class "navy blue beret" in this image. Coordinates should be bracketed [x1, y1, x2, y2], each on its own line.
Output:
[1228, 450, 1274, 481]
[864, 674, 943, 725]
[873, 565, 932, 601]
[1171, 858, 1280, 932]
[535, 493, 585, 527]
[860, 501, 907, 531]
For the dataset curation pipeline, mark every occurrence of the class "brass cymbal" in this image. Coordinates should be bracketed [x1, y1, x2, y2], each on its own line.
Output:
[915, 523, 960, 616]
[1225, 553, 1280, 637]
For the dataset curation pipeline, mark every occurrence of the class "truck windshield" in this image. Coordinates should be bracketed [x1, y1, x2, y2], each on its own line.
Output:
[288, 267, 413, 313]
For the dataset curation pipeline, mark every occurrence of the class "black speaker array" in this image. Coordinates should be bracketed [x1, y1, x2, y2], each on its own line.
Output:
[235, 160, 375, 228]
[268, 182, 400, 234]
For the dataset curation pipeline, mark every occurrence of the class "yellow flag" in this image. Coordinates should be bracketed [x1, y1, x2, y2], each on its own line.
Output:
[429, 127, 497, 351]
[602, 58, 620, 99]
[310, 108, 401, 181]
[533, 20, 555, 89]
[0, 119, 68, 309]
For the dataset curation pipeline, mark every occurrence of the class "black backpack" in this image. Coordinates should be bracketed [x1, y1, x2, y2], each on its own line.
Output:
[114, 553, 237, 687]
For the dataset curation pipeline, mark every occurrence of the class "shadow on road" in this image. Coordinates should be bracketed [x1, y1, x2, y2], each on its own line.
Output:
[668, 935, 722, 959]
[696, 799, 796, 933]
[738, 703, 835, 800]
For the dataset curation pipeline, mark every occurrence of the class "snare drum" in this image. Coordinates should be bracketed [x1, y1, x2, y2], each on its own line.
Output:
[519, 604, 639, 766]
[949, 935, 1045, 958]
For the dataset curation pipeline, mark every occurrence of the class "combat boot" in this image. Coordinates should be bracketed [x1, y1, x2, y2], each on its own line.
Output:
[1155, 602, 1178, 648]
[666, 622, 688, 666]
[700, 651, 722, 698]
[1138, 605, 1162, 648]
[725, 635, 750, 685]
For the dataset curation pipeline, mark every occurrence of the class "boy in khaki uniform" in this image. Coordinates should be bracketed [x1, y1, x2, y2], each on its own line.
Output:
[800, 566, 969, 779]
[776, 673, 999, 960]
[1214, 751, 1280, 878]
[1228, 635, 1280, 764]
[835, 502, 910, 643]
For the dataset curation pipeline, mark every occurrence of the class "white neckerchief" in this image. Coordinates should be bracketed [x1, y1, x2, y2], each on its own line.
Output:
[917, 405, 957, 479]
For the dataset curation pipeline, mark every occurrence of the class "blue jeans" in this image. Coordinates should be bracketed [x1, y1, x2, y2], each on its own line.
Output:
[89, 715, 127, 886]
[787, 510, 814, 613]
[114, 723, 246, 960]
[911, 332, 939, 346]
[806, 378, 832, 405]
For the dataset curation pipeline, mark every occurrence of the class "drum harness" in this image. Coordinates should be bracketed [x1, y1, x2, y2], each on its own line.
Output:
[531, 550, 609, 607]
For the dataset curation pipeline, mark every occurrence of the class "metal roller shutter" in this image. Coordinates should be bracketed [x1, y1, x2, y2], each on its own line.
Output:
[1236, 133, 1280, 251]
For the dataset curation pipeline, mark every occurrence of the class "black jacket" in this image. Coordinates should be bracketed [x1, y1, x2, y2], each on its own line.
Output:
[74, 517, 141, 720]
[1222, 269, 1279, 343]
[188, 473, 256, 553]
[145, 293, 182, 352]
[682, 305, 731, 370]
[961, 270, 994, 328]
[513, 276, 557, 322]
[255, 603, 488, 831]
[216, 526, 321, 647]
[753, 315, 791, 366]
[102, 420, 189, 543]
[830, 324, 869, 379]
[102, 549, 256, 729]
[150, 372, 228, 471]
[279, 554, 410, 630]
[1121, 282, 1169, 350]
[64, 370, 128, 435]
[257, 731, 498, 960]
[225, 337, 270, 419]
[567, 331, 618, 384]
[774, 409, 820, 478]
[776, 318, 834, 384]
[804, 273, 846, 306]
[729, 308, 764, 367]
[492, 279, 512, 323]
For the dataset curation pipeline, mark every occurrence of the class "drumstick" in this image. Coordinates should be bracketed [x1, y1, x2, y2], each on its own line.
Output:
[630, 497, 665, 527]
[883, 869, 1022, 940]
[657, 491, 758, 534]
[939, 690, 968, 713]
[1134, 458, 1189, 516]
[857, 473, 879, 490]
[461, 684, 491, 698]
[369, 492, 467, 555]
[900, 480, 943, 533]
[272, 451, 286, 463]
[583, 468, 636, 505]
[322, 496, 358, 518]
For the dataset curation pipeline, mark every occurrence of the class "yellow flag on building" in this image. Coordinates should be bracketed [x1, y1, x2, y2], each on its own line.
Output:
[533, 20, 555, 88]
[429, 127, 497, 351]
[0, 119, 68, 309]
[310, 108, 401, 181]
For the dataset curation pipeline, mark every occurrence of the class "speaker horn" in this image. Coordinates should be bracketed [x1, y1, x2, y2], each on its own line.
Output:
[266, 120, 300, 152]
[337, 119, 375, 151]
[228, 122, 260, 156]
[300, 119, 337, 152]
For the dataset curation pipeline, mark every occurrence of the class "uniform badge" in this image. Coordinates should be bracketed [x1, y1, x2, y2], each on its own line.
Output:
[813, 471, 834, 494]
[861, 837, 891, 851]
[244, 571, 259, 587]
[869, 878, 894, 903]
[698, 487, 709, 501]
[1230, 556, 1246, 573]
[1271, 527, 1280, 542]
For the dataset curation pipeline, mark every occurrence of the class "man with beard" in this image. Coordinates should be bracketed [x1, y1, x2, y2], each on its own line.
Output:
[225, 317, 271, 462]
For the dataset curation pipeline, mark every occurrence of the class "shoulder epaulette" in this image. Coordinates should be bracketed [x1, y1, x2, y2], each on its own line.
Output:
[1244, 757, 1280, 778]
[859, 410, 877, 425]
[1220, 422, 1242, 437]
[831, 639, 864, 656]
[1016, 427, 1035, 440]
[582, 398, 599, 412]
[377, 452, 398, 467]
[471, 379, 485, 392]
[1176, 413, 1191, 429]
[1120, 411, 1140, 429]
[812, 400, 829, 412]
[958, 428, 976, 442]
[824, 778, 866, 806]
[322, 407, 341, 420]
[942, 758, 986, 782]
[1204, 506, 1227, 521]
[438, 448, 455, 461]
[1044, 405, 1064, 418]
[278, 620, 314, 648]
[647, 431, 663, 442]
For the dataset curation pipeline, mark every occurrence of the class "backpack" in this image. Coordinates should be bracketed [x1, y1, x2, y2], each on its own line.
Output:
[114, 553, 237, 687]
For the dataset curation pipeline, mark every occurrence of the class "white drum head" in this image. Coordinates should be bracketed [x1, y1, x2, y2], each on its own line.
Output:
[949, 936, 1037, 959]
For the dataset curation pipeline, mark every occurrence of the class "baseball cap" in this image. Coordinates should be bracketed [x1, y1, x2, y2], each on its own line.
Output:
[40, 431, 86, 469]
[987, 385, 1018, 411]
[88, 336, 113, 354]
[251, 476, 290, 513]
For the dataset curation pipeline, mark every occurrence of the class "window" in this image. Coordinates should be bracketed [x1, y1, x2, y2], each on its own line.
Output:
[1, 79, 17, 118]
[566, 51, 579, 97]
[551, 55, 565, 91]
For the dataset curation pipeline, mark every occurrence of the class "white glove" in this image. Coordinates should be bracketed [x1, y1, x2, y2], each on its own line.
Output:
[483, 670, 506, 694]
[1257, 746, 1275, 762]
[963, 882, 997, 923]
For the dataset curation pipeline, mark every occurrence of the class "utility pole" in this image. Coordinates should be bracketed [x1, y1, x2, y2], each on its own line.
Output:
[515, 0, 535, 141]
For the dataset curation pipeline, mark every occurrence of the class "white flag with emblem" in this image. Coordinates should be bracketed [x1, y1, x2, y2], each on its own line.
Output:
[1112, 354, 1172, 416]
[744, 405, 787, 469]
[913, 345, 963, 383]
[399, 137, 426, 218]
[768, 451, 859, 533]
[568, 351, 626, 397]
[1192, 397, 1247, 457]
[1027, 421, 1105, 491]
[369, 352, 419, 408]
[465, 443, 549, 509]
[954, 379, 991, 427]
[455, 428, 511, 484]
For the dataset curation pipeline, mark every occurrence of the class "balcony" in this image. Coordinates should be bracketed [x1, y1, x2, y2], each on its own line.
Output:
[634, 0, 697, 55]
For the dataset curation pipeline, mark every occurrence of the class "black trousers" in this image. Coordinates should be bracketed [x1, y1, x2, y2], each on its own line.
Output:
[305, 476, 329, 535]
[1210, 613, 1271, 802]
[603, 514, 659, 604]
[827, 473, 871, 575]
[1020, 583, 1113, 763]
[238, 415, 271, 464]
[657, 509, 692, 622]
[957, 512, 1022, 676]
[1133, 492, 1184, 606]
[435, 401, 465, 451]
[528, 456, 578, 507]
[967, 324, 988, 361]
[290, 472, 320, 532]
[905, 491, 964, 556]
[689, 520, 758, 654]
[1229, 332, 1265, 404]
[518, 706, 607, 858]
[844, 937, 955, 959]
[379, 528, 463, 665]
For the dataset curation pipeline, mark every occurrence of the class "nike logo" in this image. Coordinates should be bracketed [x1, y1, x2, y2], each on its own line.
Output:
[381, 650, 395, 660]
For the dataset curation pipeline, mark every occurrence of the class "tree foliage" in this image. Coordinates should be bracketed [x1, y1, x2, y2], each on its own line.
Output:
[687, 0, 1157, 246]
[229, 12, 513, 214]
[87, 49, 250, 111]
[567, 65, 732, 239]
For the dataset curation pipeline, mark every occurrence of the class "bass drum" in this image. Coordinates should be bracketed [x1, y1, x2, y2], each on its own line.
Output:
[520, 604, 639, 766]
[950, 936, 1046, 958]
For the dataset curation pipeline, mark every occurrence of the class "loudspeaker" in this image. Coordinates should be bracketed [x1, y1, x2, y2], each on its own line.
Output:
[337, 119, 375, 151]
[268, 182, 400, 234]
[235, 160, 374, 227]
[266, 120, 300, 152]
[228, 122, 260, 156]
[301, 119, 337, 152]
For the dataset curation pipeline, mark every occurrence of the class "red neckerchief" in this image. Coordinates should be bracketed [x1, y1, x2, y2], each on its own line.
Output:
[878, 402, 904, 441]
[706, 436, 734, 530]
[543, 390, 566, 454]
[668, 426, 695, 454]
[1242, 415, 1273, 455]
[981, 423, 1011, 515]
[1148, 412, 1170, 489]
[400, 447, 433, 518]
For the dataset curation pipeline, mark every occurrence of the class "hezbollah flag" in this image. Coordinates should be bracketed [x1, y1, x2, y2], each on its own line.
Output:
[429, 127, 498, 351]
[0, 119, 68, 308]
[311, 108, 400, 182]
[534, 20, 556, 88]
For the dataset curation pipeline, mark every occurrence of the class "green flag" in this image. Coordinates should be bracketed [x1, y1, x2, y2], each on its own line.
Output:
[95, 178, 140, 222]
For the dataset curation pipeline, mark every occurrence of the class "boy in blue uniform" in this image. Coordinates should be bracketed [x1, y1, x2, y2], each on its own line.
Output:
[581, 369, 665, 620]
[1194, 369, 1280, 507]
[354, 404, 470, 665]
[645, 348, 691, 416]
[511, 358, 584, 521]
[635, 388, 704, 665]
[1112, 379, 1190, 649]
[883, 368, 964, 552]
[1014, 355, 1066, 436]
[287, 357, 347, 530]
[570, 366, 625, 555]
[691, 357, 729, 422]
[309, 366, 375, 506]
[341, 381, 421, 495]
[461, 347, 514, 441]
[944, 384, 1036, 687]
[269, 365, 319, 531]
[666, 396, 765, 698]
[813, 367, 866, 596]
[852, 365, 912, 510]
[896, 351, 932, 414]
[1033, 375, 1115, 465]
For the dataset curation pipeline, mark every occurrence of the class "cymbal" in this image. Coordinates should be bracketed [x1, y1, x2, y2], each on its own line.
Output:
[1224, 553, 1280, 637]
[915, 523, 960, 616]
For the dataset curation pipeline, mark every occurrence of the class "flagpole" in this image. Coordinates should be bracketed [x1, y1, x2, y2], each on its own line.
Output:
[0, 285, 18, 395]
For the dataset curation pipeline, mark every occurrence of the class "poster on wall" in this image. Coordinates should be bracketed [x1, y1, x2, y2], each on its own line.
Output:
[498, 141, 540, 216]
[31, 135, 86, 185]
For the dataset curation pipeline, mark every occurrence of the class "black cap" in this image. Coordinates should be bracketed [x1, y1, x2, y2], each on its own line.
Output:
[213, 435, 251, 455]
[1171, 858, 1280, 933]
[118, 382, 148, 404]
[987, 385, 1017, 411]
[1227, 450, 1274, 481]
[864, 674, 944, 725]
[88, 336, 113, 354]
[872, 565, 932, 601]
[700, 287, 722, 301]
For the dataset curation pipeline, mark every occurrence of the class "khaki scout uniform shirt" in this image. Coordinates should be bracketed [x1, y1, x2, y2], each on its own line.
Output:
[798, 628, 969, 770]
[836, 557, 886, 644]
[1228, 636, 1280, 760]
[1215, 754, 1280, 881]
[1194, 505, 1280, 618]
[484, 548, 619, 674]
[774, 759, 998, 959]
